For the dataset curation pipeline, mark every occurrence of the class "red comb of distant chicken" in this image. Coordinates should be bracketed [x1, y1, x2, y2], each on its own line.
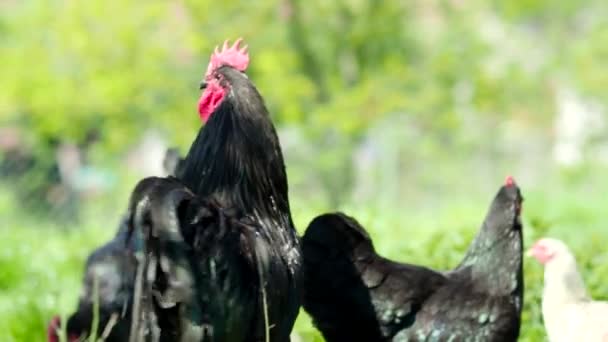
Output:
[46, 316, 79, 342]
[504, 175, 522, 215]
[205, 38, 250, 78]
[47, 316, 60, 342]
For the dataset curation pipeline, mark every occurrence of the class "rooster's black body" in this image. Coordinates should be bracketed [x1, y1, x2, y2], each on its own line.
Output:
[128, 64, 301, 341]
[302, 181, 524, 342]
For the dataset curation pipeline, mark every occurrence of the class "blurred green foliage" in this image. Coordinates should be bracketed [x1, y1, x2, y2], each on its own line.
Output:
[3, 0, 608, 203]
[7, 0, 607, 150]
[4, 0, 608, 205]
[2, 0, 608, 341]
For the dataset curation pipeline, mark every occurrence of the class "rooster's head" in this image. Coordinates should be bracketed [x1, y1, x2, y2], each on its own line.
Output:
[198, 38, 250, 122]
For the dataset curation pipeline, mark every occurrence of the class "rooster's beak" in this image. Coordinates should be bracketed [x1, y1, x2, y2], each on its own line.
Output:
[199, 81, 207, 90]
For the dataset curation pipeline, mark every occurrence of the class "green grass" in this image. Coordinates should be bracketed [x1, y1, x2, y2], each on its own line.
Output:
[1, 180, 608, 341]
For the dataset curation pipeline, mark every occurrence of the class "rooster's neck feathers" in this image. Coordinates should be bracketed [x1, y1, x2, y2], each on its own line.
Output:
[179, 67, 291, 225]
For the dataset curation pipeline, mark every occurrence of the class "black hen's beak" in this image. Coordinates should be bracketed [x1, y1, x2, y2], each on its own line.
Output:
[199, 81, 207, 90]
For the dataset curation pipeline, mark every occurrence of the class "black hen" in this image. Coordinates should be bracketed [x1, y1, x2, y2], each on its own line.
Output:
[128, 39, 301, 341]
[48, 218, 139, 342]
[46, 147, 183, 341]
[302, 177, 524, 342]
[126, 176, 295, 342]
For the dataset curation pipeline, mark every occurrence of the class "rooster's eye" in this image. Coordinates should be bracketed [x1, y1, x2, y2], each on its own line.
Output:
[215, 73, 221, 80]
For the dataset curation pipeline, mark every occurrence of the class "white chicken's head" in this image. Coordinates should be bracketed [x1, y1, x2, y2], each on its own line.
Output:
[527, 238, 570, 265]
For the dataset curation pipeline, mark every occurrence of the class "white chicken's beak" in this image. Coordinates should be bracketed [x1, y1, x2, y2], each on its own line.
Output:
[525, 248, 534, 258]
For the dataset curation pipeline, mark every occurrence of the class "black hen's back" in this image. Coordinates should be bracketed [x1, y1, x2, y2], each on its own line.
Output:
[302, 182, 524, 342]
[128, 177, 297, 342]
[303, 213, 447, 341]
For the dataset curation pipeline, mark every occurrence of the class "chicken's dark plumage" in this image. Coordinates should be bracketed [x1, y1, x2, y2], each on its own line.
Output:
[48, 218, 139, 342]
[127, 176, 296, 342]
[127, 40, 301, 342]
[302, 178, 524, 342]
[178, 66, 293, 224]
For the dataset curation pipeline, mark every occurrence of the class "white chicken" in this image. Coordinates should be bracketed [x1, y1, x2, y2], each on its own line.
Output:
[528, 238, 608, 342]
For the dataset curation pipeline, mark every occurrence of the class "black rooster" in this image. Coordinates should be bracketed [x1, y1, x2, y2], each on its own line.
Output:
[48, 218, 139, 342]
[128, 39, 301, 341]
[302, 177, 524, 342]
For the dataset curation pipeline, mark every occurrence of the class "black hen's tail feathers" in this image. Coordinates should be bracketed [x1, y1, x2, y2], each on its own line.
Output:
[127, 176, 292, 342]
[302, 212, 447, 341]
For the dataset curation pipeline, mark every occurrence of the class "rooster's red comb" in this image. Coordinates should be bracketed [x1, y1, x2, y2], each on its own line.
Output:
[505, 175, 515, 187]
[205, 38, 250, 77]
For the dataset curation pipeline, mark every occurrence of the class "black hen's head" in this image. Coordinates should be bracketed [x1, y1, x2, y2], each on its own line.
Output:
[458, 176, 525, 274]
[486, 176, 523, 232]
[47, 316, 77, 342]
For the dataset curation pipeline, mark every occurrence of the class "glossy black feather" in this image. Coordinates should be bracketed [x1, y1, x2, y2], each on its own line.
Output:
[302, 183, 524, 342]
[127, 176, 297, 342]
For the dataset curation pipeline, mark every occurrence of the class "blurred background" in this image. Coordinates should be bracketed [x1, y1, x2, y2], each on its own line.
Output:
[1, 0, 608, 340]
